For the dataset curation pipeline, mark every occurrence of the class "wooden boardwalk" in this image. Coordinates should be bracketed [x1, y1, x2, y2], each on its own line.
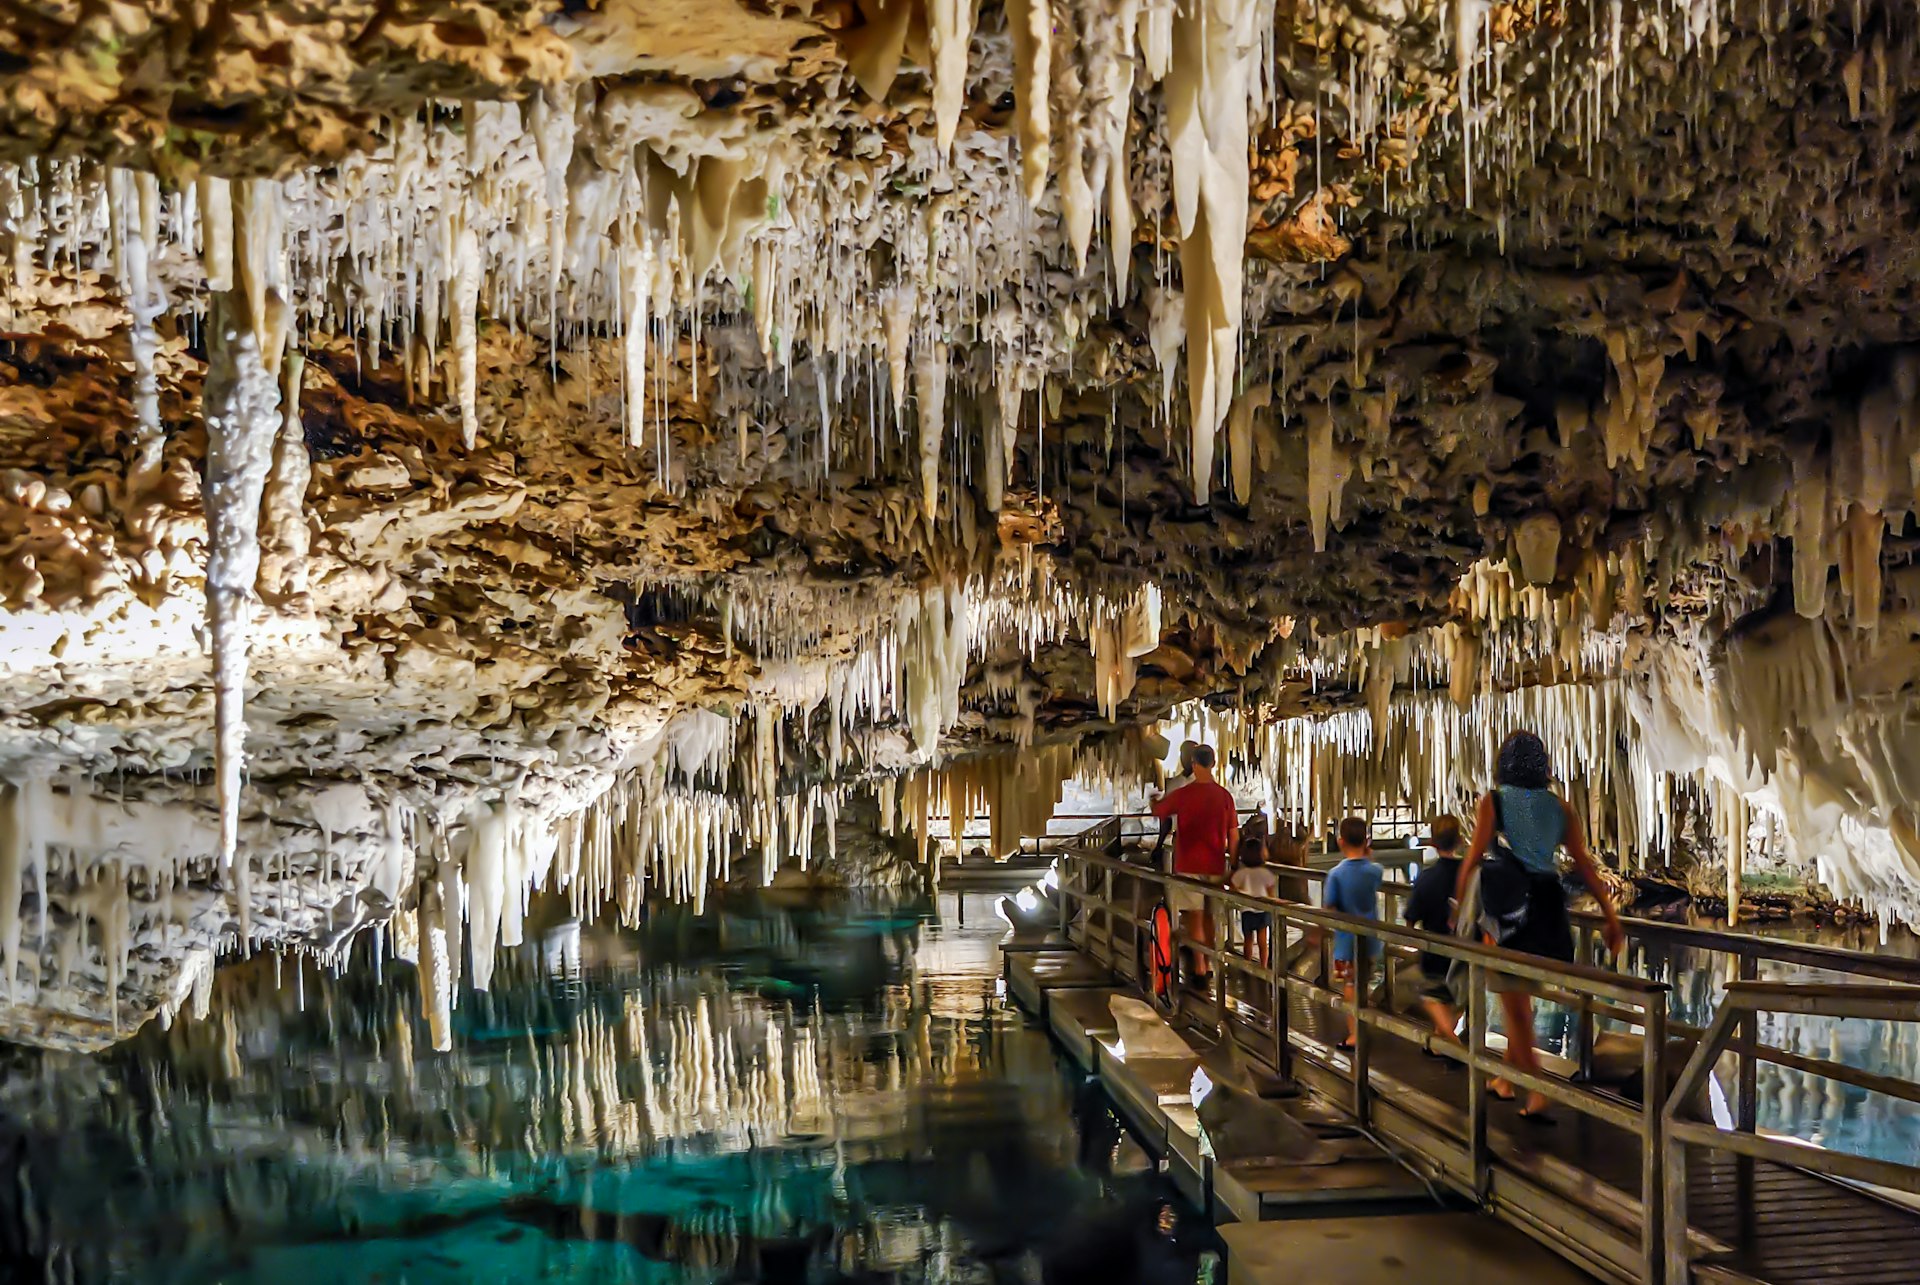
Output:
[1257, 986, 1920, 1283]
[1008, 855, 1920, 1285]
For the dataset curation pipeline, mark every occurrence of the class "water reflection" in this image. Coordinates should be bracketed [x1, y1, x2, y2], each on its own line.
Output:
[1, 891, 1216, 1285]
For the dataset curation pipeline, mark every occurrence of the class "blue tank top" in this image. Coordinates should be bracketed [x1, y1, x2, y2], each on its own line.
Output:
[1496, 786, 1565, 875]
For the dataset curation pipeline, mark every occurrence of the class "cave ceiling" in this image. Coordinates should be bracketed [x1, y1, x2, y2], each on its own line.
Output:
[4, 0, 1920, 1044]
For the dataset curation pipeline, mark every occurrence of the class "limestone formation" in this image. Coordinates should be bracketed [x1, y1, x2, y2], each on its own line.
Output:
[4, 0, 1920, 1047]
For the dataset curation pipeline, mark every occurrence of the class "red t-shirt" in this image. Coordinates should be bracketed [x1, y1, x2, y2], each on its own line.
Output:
[1151, 780, 1237, 878]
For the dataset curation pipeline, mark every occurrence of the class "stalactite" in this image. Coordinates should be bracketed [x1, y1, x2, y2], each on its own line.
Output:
[451, 218, 482, 449]
[1005, 0, 1054, 205]
[256, 353, 310, 603]
[200, 279, 284, 898]
[928, 0, 979, 157]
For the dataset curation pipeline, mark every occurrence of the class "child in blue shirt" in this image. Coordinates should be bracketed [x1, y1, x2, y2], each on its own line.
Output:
[1322, 816, 1384, 1051]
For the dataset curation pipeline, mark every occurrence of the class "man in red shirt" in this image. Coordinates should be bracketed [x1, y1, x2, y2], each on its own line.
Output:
[1149, 744, 1238, 982]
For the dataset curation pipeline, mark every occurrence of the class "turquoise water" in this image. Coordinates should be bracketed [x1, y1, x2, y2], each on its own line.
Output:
[2, 890, 1217, 1285]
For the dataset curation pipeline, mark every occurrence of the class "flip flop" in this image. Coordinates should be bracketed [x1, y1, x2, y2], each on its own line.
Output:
[1335, 1038, 1356, 1052]
[1519, 1108, 1558, 1127]
[1487, 1083, 1517, 1102]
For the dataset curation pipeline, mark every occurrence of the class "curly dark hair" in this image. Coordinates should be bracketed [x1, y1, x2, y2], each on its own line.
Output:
[1495, 730, 1553, 790]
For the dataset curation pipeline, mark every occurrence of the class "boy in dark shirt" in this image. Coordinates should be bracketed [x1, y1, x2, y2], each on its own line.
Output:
[1404, 815, 1465, 1048]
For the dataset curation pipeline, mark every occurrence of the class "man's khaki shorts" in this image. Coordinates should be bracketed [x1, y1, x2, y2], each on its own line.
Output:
[1168, 881, 1213, 917]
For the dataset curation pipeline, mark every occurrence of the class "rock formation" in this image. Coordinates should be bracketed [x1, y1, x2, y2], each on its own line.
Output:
[4, 0, 1920, 1047]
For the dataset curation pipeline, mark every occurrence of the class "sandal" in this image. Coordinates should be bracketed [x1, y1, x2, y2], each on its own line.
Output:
[1486, 1082, 1517, 1102]
[1519, 1108, 1557, 1127]
[1335, 1038, 1356, 1052]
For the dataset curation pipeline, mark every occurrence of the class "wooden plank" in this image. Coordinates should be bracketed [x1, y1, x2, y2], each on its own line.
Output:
[1220, 1213, 1594, 1285]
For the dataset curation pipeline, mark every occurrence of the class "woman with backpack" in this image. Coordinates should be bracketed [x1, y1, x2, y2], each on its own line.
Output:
[1456, 730, 1626, 1122]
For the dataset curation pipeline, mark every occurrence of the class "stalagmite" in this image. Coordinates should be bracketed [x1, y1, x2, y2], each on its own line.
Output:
[200, 282, 285, 893]
[0, 780, 34, 1000]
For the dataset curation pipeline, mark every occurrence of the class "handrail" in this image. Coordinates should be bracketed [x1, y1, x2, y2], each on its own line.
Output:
[1072, 850, 1665, 1003]
[1057, 848, 1672, 1282]
[1067, 823, 1920, 1283]
[1143, 852, 1920, 1121]
[1251, 857, 1920, 987]
[1662, 980, 1920, 1282]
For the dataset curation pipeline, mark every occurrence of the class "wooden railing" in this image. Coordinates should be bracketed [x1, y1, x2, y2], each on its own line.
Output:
[1055, 826, 1920, 1284]
[1662, 980, 1920, 1281]
[1056, 846, 1674, 1284]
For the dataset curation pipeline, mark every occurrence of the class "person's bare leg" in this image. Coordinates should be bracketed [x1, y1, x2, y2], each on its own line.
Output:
[1343, 976, 1358, 1044]
[1495, 990, 1549, 1113]
[1181, 909, 1209, 982]
[1422, 999, 1461, 1043]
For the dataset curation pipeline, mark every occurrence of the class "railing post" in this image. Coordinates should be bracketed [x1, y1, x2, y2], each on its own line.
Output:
[1352, 929, 1372, 1127]
[1100, 865, 1114, 966]
[1574, 923, 1595, 1083]
[1642, 991, 1668, 1285]
[1271, 908, 1289, 1077]
[1058, 854, 1071, 940]
[1467, 961, 1489, 1200]
[1129, 868, 1143, 986]
[1213, 887, 1228, 1038]
[1734, 953, 1759, 1249]
[1735, 954, 1759, 1132]
[1664, 1129, 1690, 1285]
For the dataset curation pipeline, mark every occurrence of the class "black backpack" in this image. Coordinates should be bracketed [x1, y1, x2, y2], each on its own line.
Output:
[1475, 790, 1535, 946]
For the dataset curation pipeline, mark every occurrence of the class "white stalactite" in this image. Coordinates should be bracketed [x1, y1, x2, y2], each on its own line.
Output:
[200, 284, 285, 900]
[928, 0, 978, 157]
[1166, 0, 1260, 503]
[1005, 0, 1054, 206]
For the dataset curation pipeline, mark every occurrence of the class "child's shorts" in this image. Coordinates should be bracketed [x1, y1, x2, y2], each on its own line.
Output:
[1241, 910, 1272, 935]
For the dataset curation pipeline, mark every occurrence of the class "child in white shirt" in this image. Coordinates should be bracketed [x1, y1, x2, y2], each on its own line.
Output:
[1229, 836, 1279, 966]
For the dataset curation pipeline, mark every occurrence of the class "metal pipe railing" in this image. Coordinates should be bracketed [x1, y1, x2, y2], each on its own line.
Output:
[1661, 980, 1920, 1281]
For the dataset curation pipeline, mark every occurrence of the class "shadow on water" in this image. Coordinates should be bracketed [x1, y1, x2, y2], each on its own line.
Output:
[0, 889, 1219, 1285]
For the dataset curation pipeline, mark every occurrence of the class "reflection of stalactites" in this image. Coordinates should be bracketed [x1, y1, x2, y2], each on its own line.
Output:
[416, 881, 452, 1053]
